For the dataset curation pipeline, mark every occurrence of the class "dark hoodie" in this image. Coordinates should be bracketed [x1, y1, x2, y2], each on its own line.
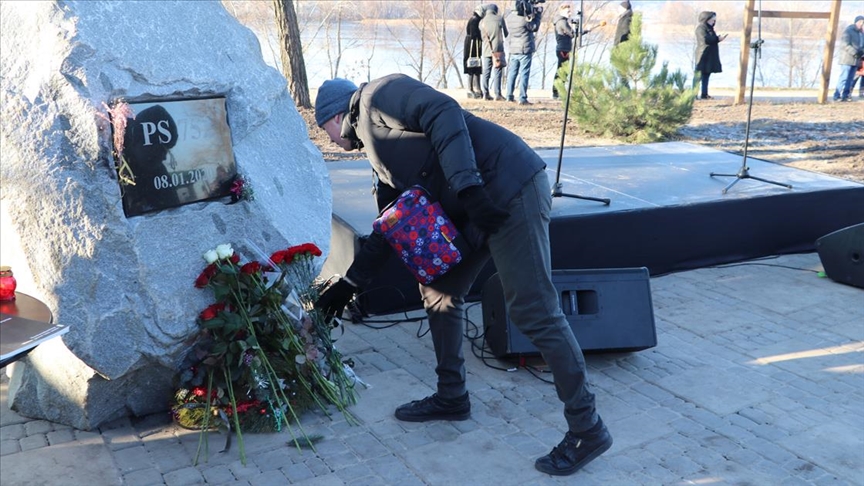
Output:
[694, 11, 722, 73]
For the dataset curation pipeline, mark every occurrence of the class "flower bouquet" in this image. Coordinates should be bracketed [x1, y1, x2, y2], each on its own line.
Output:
[172, 242, 358, 465]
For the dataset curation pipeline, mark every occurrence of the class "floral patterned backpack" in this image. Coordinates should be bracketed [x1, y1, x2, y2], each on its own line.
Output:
[372, 186, 467, 285]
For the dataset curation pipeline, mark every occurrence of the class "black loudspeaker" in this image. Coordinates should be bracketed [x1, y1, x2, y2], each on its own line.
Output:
[482, 268, 657, 357]
[816, 223, 864, 289]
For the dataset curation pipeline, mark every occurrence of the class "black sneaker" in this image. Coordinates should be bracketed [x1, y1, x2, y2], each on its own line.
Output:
[394, 393, 470, 422]
[534, 420, 613, 476]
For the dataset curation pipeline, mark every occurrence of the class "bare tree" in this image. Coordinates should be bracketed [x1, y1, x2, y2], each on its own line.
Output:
[386, 2, 430, 82]
[274, 0, 311, 108]
[427, 0, 465, 88]
[766, 16, 824, 88]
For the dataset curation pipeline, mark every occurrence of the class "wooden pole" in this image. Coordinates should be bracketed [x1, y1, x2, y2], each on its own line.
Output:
[820, 0, 843, 104]
[736, 0, 755, 105]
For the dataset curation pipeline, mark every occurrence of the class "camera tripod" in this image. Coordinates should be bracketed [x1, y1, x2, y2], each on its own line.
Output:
[552, 0, 610, 205]
[710, 0, 791, 194]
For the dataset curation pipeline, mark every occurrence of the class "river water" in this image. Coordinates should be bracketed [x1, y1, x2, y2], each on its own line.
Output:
[252, 16, 837, 92]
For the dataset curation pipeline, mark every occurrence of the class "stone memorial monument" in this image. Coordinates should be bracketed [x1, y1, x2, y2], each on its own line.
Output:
[0, 0, 332, 429]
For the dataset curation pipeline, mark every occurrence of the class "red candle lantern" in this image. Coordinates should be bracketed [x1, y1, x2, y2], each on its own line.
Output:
[0, 266, 17, 301]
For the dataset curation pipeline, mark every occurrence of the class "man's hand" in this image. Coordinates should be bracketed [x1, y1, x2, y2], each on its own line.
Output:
[315, 279, 357, 324]
[458, 185, 509, 234]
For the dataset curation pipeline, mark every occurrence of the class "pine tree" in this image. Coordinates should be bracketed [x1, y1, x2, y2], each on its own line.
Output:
[554, 13, 695, 143]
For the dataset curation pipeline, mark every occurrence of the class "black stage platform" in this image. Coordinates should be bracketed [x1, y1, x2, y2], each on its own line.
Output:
[321, 142, 864, 315]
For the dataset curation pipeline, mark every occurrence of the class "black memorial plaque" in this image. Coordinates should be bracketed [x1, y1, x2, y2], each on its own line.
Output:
[113, 97, 236, 217]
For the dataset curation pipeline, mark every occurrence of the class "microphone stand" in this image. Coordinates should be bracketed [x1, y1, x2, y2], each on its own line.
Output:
[709, 0, 791, 194]
[552, 0, 610, 205]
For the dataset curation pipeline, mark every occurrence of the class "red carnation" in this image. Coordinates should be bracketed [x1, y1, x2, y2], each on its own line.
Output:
[300, 243, 322, 257]
[194, 273, 210, 288]
[229, 254, 240, 264]
[199, 302, 225, 321]
[204, 264, 217, 278]
[270, 250, 288, 264]
[241, 261, 262, 275]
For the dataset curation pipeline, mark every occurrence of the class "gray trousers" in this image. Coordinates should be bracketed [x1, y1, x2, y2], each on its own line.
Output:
[419, 171, 599, 433]
[481, 56, 503, 97]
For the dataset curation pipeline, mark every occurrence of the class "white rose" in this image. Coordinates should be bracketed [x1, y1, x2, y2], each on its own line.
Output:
[202, 249, 218, 264]
[215, 244, 234, 260]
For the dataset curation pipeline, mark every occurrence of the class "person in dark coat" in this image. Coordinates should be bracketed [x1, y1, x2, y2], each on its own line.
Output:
[693, 11, 727, 100]
[464, 5, 486, 99]
[613, 0, 633, 46]
[552, 3, 574, 99]
[505, 1, 544, 105]
[833, 16, 864, 101]
[312, 74, 613, 477]
[480, 3, 508, 101]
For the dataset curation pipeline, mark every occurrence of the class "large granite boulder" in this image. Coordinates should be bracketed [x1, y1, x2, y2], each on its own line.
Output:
[0, 0, 332, 429]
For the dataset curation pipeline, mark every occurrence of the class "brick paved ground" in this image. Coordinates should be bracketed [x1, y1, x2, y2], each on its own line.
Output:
[2, 253, 862, 485]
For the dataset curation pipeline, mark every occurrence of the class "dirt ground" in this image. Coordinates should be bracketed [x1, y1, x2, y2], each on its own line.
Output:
[301, 95, 863, 183]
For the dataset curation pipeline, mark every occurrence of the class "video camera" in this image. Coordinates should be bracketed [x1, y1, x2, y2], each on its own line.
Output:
[515, 0, 545, 19]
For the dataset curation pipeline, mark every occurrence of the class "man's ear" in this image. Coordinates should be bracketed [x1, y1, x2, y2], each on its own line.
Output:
[334, 113, 342, 125]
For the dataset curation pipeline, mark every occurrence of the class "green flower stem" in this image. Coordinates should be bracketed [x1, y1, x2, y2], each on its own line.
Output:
[194, 372, 214, 466]
[234, 288, 320, 452]
[224, 367, 247, 465]
[257, 350, 316, 452]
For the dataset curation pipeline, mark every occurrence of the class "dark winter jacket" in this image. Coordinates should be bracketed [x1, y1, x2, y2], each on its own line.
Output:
[614, 8, 633, 45]
[838, 21, 864, 66]
[480, 5, 508, 57]
[694, 11, 722, 74]
[554, 13, 574, 52]
[464, 12, 484, 74]
[339, 74, 545, 285]
[506, 9, 542, 55]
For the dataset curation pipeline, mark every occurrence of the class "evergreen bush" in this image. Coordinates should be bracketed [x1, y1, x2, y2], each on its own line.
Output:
[554, 13, 696, 143]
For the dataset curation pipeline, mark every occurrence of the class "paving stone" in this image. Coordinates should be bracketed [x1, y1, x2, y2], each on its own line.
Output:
[201, 464, 237, 484]
[250, 447, 294, 472]
[365, 454, 414, 481]
[113, 444, 155, 473]
[345, 475, 387, 486]
[661, 454, 703, 476]
[124, 467, 166, 486]
[23, 419, 53, 435]
[284, 462, 316, 482]
[46, 427, 76, 445]
[0, 407, 28, 427]
[163, 466, 205, 486]
[228, 460, 262, 480]
[151, 443, 197, 473]
[333, 462, 375, 483]
[302, 456, 332, 476]
[321, 450, 361, 470]
[247, 469, 290, 486]
[343, 431, 390, 459]
[0, 423, 25, 440]
[19, 433, 48, 451]
[0, 439, 20, 456]
[101, 425, 144, 450]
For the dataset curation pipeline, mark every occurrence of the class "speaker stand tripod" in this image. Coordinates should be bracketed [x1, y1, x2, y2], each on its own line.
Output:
[552, 0, 610, 205]
[709, 0, 791, 194]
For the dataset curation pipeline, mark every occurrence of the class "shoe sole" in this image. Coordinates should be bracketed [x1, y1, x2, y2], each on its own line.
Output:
[534, 435, 613, 476]
[394, 410, 471, 422]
